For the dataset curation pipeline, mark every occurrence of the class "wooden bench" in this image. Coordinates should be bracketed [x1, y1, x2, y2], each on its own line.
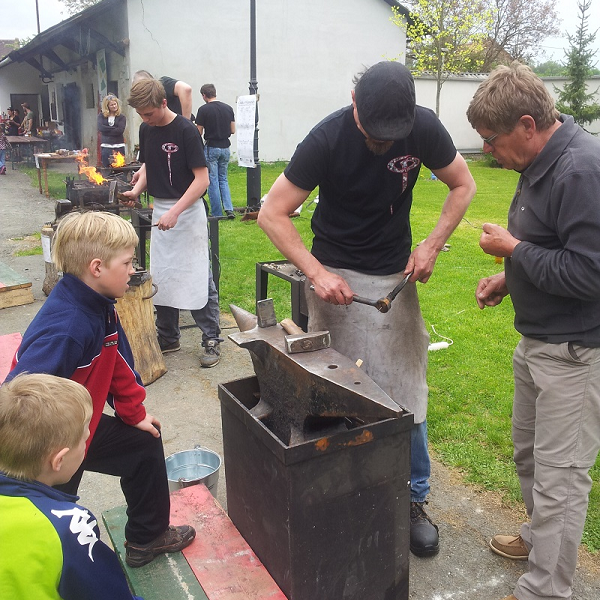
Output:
[0, 262, 34, 309]
[103, 484, 287, 600]
[0, 333, 22, 382]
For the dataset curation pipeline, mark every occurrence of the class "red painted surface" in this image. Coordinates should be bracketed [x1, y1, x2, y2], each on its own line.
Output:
[171, 484, 288, 600]
[0, 333, 21, 382]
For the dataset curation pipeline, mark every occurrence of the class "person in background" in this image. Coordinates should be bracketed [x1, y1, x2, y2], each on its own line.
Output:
[6, 107, 21, 136]
[20, 103, 34, 135]
[0, 123, 9, 174]
[0, 373, 143, 599]
[468, 62, 600, 600]
[258, 61, 476, 558]
[124, 78, 223, 368]
[195, 84, 236, 219]
[132, 70, 193, 120]
[130, 72, 224, 367]
[97, 94, 126, 167]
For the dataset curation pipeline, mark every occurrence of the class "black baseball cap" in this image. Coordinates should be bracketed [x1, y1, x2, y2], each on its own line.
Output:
[354, 61, 416, 141]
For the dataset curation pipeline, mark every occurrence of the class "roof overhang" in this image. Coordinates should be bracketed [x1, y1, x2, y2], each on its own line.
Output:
[0, 0, 126, 80]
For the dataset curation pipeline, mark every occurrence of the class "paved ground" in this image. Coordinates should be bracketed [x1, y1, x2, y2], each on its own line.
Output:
[1, 167, 599, 599]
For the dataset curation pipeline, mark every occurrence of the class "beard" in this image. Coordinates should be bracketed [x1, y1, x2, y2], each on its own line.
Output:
[365, 138, 394, 155]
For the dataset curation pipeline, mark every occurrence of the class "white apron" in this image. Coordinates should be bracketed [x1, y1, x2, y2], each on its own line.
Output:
[150, 198, 209, 310]
[305, 267, 430, 423]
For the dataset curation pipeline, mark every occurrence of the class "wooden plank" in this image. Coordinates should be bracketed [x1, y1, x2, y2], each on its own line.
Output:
[171, 485, 288, 600]
[0, 262, 33, 292]
[102, 506, 208, 600]
[0, 287, 34, 309]
[0, 333, 21, 382]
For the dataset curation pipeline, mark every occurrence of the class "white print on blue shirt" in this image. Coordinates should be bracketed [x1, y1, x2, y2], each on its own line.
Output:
[52, 507, 99, 561]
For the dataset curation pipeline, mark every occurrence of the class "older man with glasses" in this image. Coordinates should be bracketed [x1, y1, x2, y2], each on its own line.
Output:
[467, 62, 600, 600]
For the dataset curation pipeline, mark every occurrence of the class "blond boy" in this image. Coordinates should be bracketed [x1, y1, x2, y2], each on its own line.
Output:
[5, 211, 195, 568]
[0, 373, 142, 599]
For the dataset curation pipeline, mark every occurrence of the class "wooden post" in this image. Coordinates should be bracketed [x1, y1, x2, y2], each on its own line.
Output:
[116, 272, 166, 385]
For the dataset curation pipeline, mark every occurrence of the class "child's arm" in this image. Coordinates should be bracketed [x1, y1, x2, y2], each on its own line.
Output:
[155, 165, 209, 231]
[54, 505, 142, 600]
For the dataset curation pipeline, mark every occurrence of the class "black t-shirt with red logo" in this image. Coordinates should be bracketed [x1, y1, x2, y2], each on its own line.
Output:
[139, 115, 206, 199]
[284, 105, 456, 275]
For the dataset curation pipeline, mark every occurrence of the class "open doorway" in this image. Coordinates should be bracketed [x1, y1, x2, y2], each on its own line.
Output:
[62, 83, 81, 149]
[10, 93, 40, 131]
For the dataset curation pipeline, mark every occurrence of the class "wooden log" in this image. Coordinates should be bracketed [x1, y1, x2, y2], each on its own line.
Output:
[41, 224, 60, 296]
[116, 272, 166, 385]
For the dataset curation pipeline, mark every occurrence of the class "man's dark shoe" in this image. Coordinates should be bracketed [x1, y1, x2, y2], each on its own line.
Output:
[125, 525, 196, 568]
[410, 501, 439, 557]
[226, 210, 236, 219]
[158, 337, 180, 354]
[200, 339, 220, 368]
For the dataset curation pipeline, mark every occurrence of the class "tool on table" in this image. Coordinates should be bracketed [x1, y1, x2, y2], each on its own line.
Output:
[352, 272, 412, 313]
[280, 318, 330, 354]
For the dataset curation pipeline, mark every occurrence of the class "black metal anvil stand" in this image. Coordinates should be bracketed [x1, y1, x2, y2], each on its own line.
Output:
[219, 305, 413, 600]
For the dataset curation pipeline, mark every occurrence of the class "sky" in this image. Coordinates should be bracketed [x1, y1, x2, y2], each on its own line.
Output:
[1, 0, 599, 65]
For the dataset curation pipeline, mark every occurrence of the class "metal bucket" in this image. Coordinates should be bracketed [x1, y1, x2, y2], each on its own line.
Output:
[165, 445, 221, 497]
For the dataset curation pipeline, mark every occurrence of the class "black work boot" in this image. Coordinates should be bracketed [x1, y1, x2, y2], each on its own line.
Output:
[410, 501, 439, 557]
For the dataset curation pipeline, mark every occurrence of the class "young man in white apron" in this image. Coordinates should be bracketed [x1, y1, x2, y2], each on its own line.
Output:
[124, 78, 217, 364]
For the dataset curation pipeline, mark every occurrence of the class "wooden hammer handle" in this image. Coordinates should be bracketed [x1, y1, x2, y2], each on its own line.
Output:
[280, 318, 304, 336]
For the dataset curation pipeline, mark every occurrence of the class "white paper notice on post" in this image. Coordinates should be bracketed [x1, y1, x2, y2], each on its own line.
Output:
[237, 95, 257, 168]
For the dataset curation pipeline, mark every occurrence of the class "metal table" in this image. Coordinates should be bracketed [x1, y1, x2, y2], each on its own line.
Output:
[6, 136, 49, 169]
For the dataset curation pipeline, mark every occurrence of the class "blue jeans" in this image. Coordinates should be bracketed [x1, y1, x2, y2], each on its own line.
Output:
[205, 146, 233, 216]
[411, 420, 431, 503]
[0, 149, 5, 169]
[155, 269, 223, 346]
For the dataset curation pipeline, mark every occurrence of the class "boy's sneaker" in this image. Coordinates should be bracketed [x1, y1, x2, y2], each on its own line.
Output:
[200, 340, 220, 368]
[158, 337, 180, 354]
[125, 525, 196, 568]
[226, 210, 236, 219]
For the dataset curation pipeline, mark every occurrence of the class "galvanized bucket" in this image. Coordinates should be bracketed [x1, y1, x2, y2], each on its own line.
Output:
[165, 445, 221, 497]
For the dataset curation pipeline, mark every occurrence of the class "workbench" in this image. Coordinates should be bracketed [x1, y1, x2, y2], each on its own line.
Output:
[6, 136, 49, 169]
[34, 153, 80, 197]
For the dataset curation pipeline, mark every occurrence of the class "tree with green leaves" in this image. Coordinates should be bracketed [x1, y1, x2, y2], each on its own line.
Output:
[391, 0, 492, 116]
[555, 0, 600, 130]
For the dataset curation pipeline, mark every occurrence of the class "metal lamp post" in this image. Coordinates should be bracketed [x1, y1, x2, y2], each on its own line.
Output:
[246, 0, 262, 210]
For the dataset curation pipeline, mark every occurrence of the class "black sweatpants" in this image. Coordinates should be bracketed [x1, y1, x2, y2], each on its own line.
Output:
[55, 413, 171, 545]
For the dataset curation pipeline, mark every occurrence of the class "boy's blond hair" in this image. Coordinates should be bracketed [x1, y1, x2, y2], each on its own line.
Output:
[101, 94, 122, 117]
[0, 373, 92, 480]
[128, 78, 166, 110]
[52, 211, 138, 277]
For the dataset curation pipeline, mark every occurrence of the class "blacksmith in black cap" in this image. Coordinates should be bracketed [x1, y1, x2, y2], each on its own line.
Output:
[258, 60, 476, 557]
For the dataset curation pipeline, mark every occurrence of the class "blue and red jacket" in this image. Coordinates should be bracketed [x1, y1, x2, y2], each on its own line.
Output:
[0, 473, 142, 599]
[6, 274, 147, 447]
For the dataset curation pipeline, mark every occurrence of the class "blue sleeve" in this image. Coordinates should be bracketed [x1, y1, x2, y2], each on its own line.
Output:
[51, 505, 140, 600]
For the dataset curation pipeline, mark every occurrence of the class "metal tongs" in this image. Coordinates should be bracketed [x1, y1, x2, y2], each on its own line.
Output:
[352, 272, 413, 313]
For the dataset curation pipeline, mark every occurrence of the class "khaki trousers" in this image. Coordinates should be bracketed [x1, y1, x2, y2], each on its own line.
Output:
[512, 337, 600, 600]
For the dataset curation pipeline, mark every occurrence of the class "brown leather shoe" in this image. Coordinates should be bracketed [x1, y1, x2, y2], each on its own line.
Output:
[490, 534, 529, 560]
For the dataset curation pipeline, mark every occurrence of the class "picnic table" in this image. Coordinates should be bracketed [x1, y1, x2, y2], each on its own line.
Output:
[34, 152, 81, 197]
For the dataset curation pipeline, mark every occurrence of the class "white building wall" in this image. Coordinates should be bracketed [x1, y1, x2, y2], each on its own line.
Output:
[414, 74, 600, 154]
[125, 0, 406, 161]
[0, 62, 44, 118]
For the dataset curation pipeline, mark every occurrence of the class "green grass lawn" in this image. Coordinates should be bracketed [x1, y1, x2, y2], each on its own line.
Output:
[17, 160, 599, 552]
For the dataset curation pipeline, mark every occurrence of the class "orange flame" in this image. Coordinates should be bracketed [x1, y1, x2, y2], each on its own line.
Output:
[76, 149, 106, 185]
[111, 152, 126, 168]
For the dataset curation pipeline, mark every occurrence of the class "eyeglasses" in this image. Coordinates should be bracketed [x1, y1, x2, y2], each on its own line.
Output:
[480, 132, 499, 146]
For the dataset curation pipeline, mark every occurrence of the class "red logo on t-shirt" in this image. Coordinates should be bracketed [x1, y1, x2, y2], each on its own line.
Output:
[162, 143, 179, 185]
[387, 155, 421, 193]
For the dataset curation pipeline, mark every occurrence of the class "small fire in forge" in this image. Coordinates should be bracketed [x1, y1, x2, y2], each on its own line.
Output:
[75, 149, 106, 185]
[111, 152, 126, 168]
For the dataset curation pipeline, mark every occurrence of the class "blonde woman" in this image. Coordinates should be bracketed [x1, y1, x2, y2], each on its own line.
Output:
[97, 94, 126, 166]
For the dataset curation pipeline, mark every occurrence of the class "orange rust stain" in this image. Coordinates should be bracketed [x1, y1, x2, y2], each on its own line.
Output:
[315, 437, 330, 451]
[346, 430, 373, 446]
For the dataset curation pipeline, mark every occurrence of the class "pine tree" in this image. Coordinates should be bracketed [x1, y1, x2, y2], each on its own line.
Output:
[555, 0, 600, 130]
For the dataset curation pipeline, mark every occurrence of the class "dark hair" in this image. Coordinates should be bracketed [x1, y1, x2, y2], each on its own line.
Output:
[201, 84, 217, 99]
